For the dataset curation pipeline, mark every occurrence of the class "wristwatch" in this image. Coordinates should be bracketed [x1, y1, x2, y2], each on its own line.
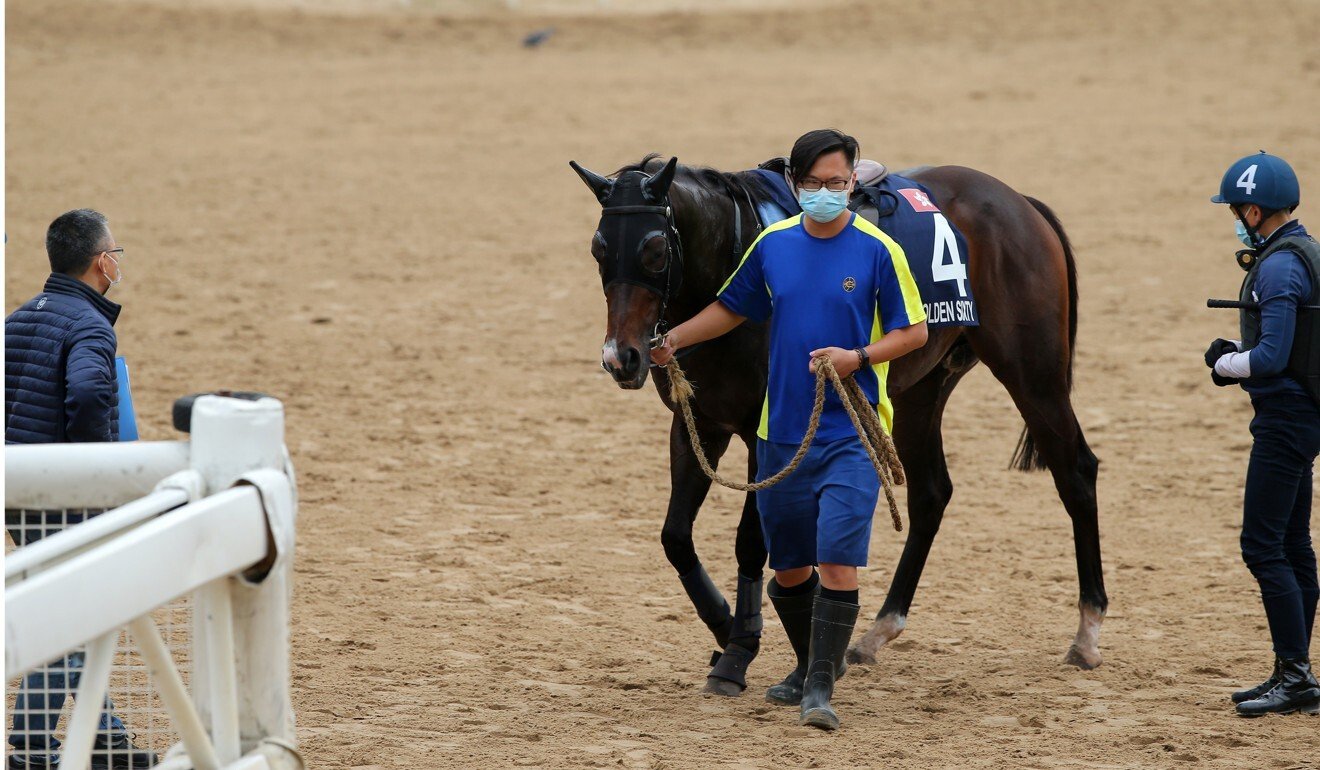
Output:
[854, 346, 871, 369]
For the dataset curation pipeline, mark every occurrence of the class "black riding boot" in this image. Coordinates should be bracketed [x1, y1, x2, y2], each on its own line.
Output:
[705, 574, 763, 696]
[1232, 657, 1281, 704]
[798, 596, 859, 730]
[678, 564, 733, 651]
[1236, 656, 1320, 717]
[765, 575, 818, 705]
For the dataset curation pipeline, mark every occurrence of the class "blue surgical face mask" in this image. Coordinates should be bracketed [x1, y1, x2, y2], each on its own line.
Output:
[799, 187, 850, 224]
[1235, 219, 1256, 247]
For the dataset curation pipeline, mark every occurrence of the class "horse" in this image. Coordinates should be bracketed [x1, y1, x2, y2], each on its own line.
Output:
[569, 153, 1108, 697]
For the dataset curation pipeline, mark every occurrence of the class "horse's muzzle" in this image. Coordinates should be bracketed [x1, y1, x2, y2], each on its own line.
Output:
[602, 342, 648, 389]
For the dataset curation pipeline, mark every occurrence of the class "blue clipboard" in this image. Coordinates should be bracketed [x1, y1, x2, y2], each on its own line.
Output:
[116, 356, 139, 441]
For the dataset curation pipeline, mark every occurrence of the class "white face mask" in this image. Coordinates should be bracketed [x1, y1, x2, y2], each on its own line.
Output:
[100, 252, 123, 292]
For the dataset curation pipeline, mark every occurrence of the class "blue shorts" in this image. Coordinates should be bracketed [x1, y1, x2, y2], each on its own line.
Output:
[755, 436, 881, 570]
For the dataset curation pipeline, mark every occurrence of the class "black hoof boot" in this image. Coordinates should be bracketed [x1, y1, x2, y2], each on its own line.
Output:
[679, 564, 734, 653]
[799, 596, 859, 731]
[764, 574, 817, 706]
[1232, 657, 1281, 704]
[705, 574, 763, 697]
[1236, 656, 1320, 717]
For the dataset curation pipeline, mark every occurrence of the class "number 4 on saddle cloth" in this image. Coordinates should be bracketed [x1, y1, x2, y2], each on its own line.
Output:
[751, 158, 980, 328]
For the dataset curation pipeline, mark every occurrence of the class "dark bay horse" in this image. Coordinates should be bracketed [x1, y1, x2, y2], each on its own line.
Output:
[570, 154, 1108, 695]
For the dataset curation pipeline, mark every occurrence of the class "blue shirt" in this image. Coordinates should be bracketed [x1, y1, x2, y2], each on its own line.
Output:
[1243, 220, 1315, 401]
[717, 212, 926, 443]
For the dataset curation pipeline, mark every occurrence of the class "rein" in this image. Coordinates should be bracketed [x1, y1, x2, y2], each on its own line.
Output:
[663, 355, 906, 532]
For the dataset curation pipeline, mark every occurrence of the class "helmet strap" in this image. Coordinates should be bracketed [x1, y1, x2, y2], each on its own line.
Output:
[1232, 203, 1265, 248]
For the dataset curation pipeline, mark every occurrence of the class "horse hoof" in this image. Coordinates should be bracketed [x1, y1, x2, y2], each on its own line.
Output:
[766, 683, 803, 706]
[703, 677, 745, 697]
[1063, 643, 1102, 670]
[845, 645, 877, 666]
[847, 613, 904, 666]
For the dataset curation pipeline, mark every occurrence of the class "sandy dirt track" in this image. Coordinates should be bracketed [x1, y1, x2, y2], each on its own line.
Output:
[6, 1, 1320, 767]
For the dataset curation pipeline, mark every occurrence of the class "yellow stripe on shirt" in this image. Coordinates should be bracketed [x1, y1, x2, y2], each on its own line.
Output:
[717, 214, 803, 296]
[850, 216, 928, 327]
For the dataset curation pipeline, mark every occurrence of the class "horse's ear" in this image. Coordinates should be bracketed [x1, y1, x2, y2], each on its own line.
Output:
[644, 156, 678, 201]
[569, 160, 613, 203]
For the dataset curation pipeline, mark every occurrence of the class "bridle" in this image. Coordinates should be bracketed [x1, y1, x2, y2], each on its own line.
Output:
[599, 201, 685, 347]
[599, 178, 761, 358]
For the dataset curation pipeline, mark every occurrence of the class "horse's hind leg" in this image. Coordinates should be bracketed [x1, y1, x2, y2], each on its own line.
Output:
[849, 348, 973, 665]
[662, 414, 737, 655]
[969, 328, 1108, 669]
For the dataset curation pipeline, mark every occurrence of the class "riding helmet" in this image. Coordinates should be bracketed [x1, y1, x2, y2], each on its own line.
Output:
[1212, 151, 1301, 211]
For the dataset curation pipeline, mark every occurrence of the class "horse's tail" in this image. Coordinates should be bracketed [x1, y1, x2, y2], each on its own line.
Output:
[1010, 195, 1079, 472]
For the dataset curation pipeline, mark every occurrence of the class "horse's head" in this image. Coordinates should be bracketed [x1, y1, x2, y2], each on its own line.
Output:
[570, 155, 680, 390]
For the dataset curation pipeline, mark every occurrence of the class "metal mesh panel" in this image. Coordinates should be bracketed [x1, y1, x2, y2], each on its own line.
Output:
[6, 508, 190, 769]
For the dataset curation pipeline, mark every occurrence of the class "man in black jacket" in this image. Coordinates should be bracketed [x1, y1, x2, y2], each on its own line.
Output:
[6, 208, 122, 444]
[5, 209, 156, 768]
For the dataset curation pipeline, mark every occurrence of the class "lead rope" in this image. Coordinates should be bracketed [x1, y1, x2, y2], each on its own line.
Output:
[663, 355, 905, 532]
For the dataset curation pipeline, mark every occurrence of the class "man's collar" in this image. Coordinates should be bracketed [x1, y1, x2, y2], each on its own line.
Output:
[42, 273, 122, 326]
[1256, 218, 1300, 248]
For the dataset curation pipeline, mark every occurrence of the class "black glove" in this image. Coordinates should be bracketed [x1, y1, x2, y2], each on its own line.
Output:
[1204, 338, 1237, 368]
[1211, 370, 1239, 387]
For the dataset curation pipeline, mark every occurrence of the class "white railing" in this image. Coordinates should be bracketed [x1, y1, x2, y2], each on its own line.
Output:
[5, 395, 303, 770]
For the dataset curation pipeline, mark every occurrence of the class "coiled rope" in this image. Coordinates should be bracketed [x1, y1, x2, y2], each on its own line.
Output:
[663, 355, 905, 532]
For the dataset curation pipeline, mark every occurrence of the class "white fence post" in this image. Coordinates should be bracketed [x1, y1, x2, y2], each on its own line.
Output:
[187, 396, 299, 761]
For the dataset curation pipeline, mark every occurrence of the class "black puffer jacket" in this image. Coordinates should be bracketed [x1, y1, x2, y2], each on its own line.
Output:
[5, 273, 120, 443]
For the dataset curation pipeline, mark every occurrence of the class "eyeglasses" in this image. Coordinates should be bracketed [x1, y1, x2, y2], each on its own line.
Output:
[99, 247, 124, 260]
[797, 177, 851, 192]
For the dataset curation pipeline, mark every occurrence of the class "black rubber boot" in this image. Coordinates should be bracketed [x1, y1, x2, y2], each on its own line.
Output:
[705, 573, 763, 696]
[765, 576, 818, 705]
[798, 596, 859, 731]
[1236, 656, 1320, 717]
[91, 733, 159, 768]
[678, 564, 733, 651]
[1232, 657, 1281, 704]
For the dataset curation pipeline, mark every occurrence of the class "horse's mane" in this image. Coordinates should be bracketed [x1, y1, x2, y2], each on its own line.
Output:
[612, 153, 775, 205]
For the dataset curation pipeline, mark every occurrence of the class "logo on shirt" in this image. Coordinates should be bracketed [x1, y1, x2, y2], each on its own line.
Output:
[36, 297, 47, 310]
[842, 277, 856, 292]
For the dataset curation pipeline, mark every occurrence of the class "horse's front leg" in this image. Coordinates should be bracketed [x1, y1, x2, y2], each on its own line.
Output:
[704, 436, 767, 697]
[662, 413, 736, 666]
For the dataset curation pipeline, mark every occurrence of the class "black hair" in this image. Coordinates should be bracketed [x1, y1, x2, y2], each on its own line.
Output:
[46, 209, 111, 275]
[788, 129, 859, 183]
